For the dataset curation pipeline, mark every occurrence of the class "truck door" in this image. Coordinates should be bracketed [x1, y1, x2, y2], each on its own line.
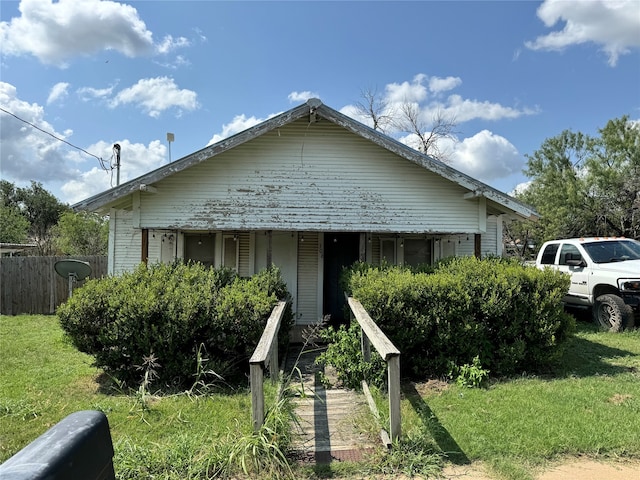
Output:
[557, 243, 590, 305]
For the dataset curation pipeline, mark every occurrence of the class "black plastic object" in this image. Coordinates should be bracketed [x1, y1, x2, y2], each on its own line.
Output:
[0, 410, 115, 480]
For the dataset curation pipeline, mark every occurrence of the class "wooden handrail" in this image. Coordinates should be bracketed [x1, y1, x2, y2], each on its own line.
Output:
[249, 301, 287, 431]
[346, 296, 401, 444]
[347, 297, 400, 360]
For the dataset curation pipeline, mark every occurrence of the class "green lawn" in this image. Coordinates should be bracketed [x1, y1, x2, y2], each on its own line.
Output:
[394, 322, 640, 479]
[0, 315, 262, 479]
[3, 315, 640, 480]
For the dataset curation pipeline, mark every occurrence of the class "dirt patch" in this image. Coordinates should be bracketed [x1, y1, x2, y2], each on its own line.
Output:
[608, 393, 633, 405]
[537, 458, 640, 480]
[412, 379, 450, 396]
[440, 462, 493, 479]
[441, 459, 640, 479]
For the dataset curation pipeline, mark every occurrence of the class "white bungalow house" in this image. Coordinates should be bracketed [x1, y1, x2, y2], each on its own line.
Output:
[74, 99, 536, 337]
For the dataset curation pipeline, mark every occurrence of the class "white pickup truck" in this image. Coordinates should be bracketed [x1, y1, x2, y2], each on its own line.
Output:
[535, 237, 640, 331]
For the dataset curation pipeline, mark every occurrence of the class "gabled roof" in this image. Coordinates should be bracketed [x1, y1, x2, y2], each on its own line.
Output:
[74, 98, 537, 220]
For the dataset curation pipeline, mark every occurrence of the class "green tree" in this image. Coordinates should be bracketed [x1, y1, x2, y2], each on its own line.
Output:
[0, 204, 30, 244]
[1, 181, 29, 244]
[1, 180, 69, 255]
[0, 180, 20, 207]
[509, 116, 640, 249]
[584, 116, 640, 238]
[53, 211, 108, 255]
[520, 130, 593, 241]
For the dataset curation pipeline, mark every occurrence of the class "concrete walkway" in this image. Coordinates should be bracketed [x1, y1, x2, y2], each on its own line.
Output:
[284, 345, 378, 464]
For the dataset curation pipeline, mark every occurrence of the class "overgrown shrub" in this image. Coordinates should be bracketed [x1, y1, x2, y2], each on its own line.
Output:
[315, 322, 387, 390]
[448, 355, 490, 388]
[57, 262, 292, 388]
[335, 256, 573, 381]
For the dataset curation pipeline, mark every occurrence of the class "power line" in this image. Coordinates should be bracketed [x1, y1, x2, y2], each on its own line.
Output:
[0, 105, 110, 172]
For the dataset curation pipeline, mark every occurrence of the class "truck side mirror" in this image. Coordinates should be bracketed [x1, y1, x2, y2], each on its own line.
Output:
[565, 253, 586, 267]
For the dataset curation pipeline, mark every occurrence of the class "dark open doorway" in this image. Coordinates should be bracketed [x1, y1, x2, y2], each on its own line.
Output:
[323, 232, 360, 328]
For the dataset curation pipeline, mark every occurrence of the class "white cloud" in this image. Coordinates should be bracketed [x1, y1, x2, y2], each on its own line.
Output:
[206, 108, 285, 146]
[46, 82, 69, 105]
[510, 181, 532, 197]
[154, 55, 191, 70]
[450, 130, 523, 182]
[61, 139, 167, 203]
[156, 34, 191, 54]
[339, 75, 538, 174]
[341, 73, 537, 140]
[110, 77, 198, 118]
[339, 104, 371, 127]
[428, 76, 462, 94]
[0, 0, 155, 67]
[0, 81, 170, 204]
[443, 94, 538, 122]
[385, 74, 429, 103]
[0, 81, 75, 183]
[525, 0, 640, 66]
[77, 84, 117, 101]
[288, 91, 319, 103]
[76, 77, 197, 116]
[207, 114, 265, 145]
[193, 28, 207, 43]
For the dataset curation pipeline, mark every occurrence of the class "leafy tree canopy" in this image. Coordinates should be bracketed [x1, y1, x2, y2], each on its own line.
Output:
[0, 180, 69, 254]
[0, 204, 30, 244]
[508, 116, 640, 255]
[53, 211, 108, 255]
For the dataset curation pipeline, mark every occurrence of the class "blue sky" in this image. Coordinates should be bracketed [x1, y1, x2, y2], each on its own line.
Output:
[1, 0, 639, 205]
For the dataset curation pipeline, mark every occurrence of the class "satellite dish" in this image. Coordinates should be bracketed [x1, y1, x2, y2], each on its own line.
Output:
[55, 259, 92, 297]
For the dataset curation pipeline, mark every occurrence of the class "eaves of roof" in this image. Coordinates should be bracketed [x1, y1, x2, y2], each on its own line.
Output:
[73, 99, 537, 220]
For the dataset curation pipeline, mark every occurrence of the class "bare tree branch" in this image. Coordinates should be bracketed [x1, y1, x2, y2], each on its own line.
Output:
[394, 102, 458, 162]
[354, 88, 394, 133]
[355, 89, 459, 163]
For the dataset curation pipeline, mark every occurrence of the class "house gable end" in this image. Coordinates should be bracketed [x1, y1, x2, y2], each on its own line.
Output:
[74, 99, 536, 221]
[137, 119, 482, 233]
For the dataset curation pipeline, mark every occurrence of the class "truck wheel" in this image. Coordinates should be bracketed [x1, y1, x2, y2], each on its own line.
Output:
[593, 294, 635, 332]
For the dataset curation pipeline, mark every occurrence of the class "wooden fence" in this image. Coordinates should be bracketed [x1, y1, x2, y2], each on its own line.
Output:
[0, 256, 107, 315]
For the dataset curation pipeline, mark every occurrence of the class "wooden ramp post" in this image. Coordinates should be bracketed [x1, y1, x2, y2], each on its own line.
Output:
[249, 301, 287, 431]
[347, 296, 401, 444]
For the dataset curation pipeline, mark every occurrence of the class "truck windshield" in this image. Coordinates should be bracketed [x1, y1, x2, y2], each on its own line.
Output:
[582, 240, 640, 263]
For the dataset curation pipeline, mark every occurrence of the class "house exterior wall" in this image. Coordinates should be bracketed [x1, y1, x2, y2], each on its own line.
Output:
[481, 216, 503, 257]
[104, 118, 508, 326]
[134, 119, 482, 233]
[108, 209, 142, 275]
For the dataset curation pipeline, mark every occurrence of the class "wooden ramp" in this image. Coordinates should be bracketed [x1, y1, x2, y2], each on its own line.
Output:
[284, 345, 378, 464]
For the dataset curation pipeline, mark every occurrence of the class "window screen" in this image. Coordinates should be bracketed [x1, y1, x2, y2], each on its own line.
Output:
[381, 238, 396, 264]
[185, 234, 215, 267]
[223, 235, 239, 270]
[404, 239, 432, 267]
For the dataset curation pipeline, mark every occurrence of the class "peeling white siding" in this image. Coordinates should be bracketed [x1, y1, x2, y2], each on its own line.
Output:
[147, 229, 175, 264]
[138, 120, 480, 233]
[455, 236, 475, 257]
[481, 216, 502, 257]
[111, 210, 142, 274]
